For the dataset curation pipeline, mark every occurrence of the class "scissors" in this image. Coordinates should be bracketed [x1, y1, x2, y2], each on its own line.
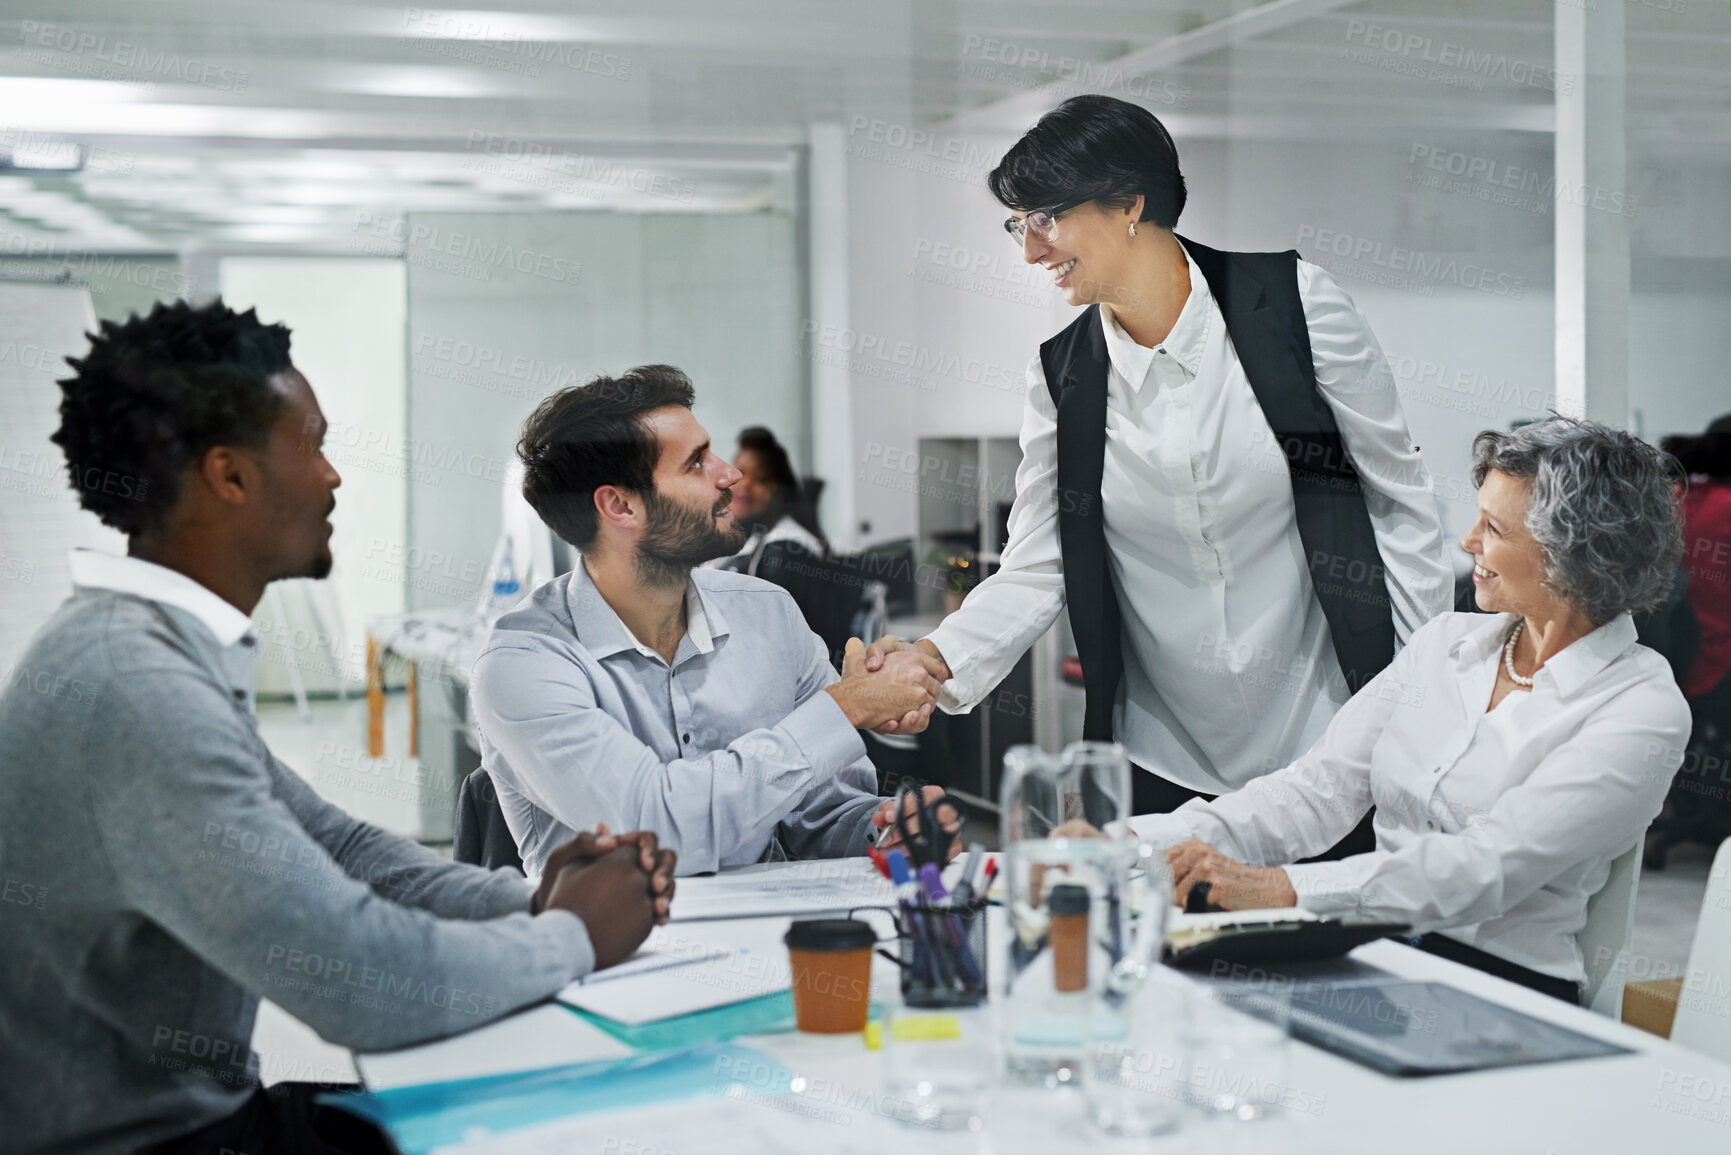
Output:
[891, 779, 966, 868]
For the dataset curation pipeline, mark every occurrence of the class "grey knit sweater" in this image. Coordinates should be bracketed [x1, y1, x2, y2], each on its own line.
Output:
[0, 589, 593, 1153]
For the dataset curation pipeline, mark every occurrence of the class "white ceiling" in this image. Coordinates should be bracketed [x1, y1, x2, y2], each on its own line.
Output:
[0, 0, 1724, 254]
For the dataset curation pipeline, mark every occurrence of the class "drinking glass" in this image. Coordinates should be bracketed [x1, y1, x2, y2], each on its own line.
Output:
[880, 1002, 995, 1131]
[1084, 965, 1188, 1137]
[1181, 979, 1295, 1123]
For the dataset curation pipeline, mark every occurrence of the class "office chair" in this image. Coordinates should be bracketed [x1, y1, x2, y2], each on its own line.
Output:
[753, 540, 876, 672]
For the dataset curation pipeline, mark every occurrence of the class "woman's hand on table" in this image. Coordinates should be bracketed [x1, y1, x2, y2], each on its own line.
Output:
[1165, 839, 1297, 911]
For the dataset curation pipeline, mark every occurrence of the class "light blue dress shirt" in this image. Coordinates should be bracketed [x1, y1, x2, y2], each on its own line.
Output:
[470, 561, 880, 876]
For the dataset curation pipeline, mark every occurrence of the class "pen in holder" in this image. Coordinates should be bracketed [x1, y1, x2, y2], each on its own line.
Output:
[895, 898, 988, 1009]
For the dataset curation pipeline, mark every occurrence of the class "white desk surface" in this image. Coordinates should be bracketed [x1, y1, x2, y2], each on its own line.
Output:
[357, 905, 1731, 1154]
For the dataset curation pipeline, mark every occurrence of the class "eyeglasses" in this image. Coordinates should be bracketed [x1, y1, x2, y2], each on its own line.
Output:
[1003, 198, 1088, 246]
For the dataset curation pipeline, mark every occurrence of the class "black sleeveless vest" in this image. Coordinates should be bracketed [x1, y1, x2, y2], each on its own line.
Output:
[1041, 236, 1397, 743]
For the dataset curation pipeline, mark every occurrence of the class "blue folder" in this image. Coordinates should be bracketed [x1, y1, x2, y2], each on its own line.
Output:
[323, 1041, 788, 1154]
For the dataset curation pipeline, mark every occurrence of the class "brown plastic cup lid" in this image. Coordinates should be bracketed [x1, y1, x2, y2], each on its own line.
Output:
[783, 918, 875, 952]
[1049, 883, 1090, 916]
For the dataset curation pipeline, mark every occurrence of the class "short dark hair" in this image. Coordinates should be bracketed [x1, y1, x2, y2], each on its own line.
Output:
[518, 364, 696, 548]
[52, 298, 293, 537]
[987, 94, 1187, 229]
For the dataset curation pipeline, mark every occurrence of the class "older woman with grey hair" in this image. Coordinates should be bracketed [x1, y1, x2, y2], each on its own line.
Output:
[1132, 415, 1690, 1002]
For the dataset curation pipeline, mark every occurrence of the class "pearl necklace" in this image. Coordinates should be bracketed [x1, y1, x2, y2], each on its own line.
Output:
[1503, 621, 1535, 687]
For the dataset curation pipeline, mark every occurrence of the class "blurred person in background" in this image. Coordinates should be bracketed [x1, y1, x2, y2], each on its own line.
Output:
[711, 425, 826, 574]
[1665, 415, 1731, 713]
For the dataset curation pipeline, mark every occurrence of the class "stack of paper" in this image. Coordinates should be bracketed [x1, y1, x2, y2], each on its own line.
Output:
[556, 918, 794, 1025]
[669, 857, 896, 922]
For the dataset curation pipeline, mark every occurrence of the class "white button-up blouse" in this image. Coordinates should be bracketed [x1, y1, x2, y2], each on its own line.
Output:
[926, 243, 1452, 794]
[1132, 611, 1692, 982]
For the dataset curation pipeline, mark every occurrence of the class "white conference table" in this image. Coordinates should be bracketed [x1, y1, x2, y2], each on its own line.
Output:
[356, 881, 1731, 1154]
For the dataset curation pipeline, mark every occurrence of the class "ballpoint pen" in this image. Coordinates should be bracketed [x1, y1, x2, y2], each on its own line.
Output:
[949, 843, 985, 906]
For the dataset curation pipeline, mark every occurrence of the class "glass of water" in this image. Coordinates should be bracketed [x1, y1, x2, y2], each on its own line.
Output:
[1181, 979, 1295, 1123]
[1084, 965, 1188, 1137]
[880, 1002, 995, 1131]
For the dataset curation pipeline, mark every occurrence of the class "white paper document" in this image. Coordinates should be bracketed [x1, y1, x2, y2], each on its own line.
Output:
[1168, 907, 1320, 933]
[669, 857, 895, 922]
[568, 925, 731, 987]
[555, 919, 795, 1025]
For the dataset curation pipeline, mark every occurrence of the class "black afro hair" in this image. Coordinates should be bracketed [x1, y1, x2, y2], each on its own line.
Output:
[51, 298, 293, 537]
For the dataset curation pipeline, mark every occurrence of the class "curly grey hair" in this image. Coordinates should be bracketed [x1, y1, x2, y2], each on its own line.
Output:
[1471, 416, 1683, 625]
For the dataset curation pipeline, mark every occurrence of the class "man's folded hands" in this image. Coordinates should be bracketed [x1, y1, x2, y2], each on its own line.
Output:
[533, 825, 678, 969]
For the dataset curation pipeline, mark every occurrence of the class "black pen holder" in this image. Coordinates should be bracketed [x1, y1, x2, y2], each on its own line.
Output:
[896, 900, 988, 1008]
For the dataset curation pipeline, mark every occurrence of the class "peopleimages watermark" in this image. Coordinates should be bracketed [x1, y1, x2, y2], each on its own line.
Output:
[843, 117, 1003, 187]
[16, 20, 249, 93]
[0, 438, 150, 504]
[907, 237, 1057, 310]
[801, 320, 1023, 396]
[314, 416, 512, 486]
[1342, 19, 1573, 94]
[348, 212, 581, 285]
[412, 330, 589, 403]
[0, 552, 36, 586]
[0, 127, 133, 174]
[1, 874, 48, 911]
[1654, 1068, 1731, 1128]
[1296, 225, 1526, 300]
[1407, 143, 1638, 219]
[262, 942, 504, 1018]
[459, 132, 696, 204]
[0, 232, 194, 298]
[399, 9, 632, 81]
[958, 35, 1190, 108]
[1384, 351, 1553, 420]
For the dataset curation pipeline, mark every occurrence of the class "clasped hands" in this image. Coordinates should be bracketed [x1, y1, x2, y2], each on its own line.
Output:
[822, 633, 952, 735]
[532, 824, 678, 969]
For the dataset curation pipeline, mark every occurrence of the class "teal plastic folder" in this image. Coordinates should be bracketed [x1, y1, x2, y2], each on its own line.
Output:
[323, 1042, 787, 1154]
[563, 989, 799, 1048]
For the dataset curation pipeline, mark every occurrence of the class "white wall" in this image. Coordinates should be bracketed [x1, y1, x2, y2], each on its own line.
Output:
[219, 258, 408, 693]
[0, 282, 124, 673]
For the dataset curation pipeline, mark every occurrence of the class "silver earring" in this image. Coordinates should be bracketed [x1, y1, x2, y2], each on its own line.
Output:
[1128, 221, 1137, 237]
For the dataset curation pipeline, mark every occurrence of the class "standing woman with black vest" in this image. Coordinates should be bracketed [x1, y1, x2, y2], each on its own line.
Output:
[867, 96, 1451, 849]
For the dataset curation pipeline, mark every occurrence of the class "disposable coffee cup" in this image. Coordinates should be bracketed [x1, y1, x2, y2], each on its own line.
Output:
[784, 919, 875, 1034]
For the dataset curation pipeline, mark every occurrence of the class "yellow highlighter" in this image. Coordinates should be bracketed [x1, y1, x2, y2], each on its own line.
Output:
[865, 1013, 962, 1050]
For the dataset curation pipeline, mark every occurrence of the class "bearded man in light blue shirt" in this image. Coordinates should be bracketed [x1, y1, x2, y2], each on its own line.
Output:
[472, 365, 949, 877]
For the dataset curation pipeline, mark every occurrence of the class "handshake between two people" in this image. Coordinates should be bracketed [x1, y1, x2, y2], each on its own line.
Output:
[530, 825, 679, 971]
[821, 634, 953, 735]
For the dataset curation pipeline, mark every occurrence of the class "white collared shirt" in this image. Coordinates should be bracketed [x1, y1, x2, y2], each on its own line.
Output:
[925, 244, 1452, 794]
[1133, 611, 1692, 982]
[68, 549, 260, 710]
